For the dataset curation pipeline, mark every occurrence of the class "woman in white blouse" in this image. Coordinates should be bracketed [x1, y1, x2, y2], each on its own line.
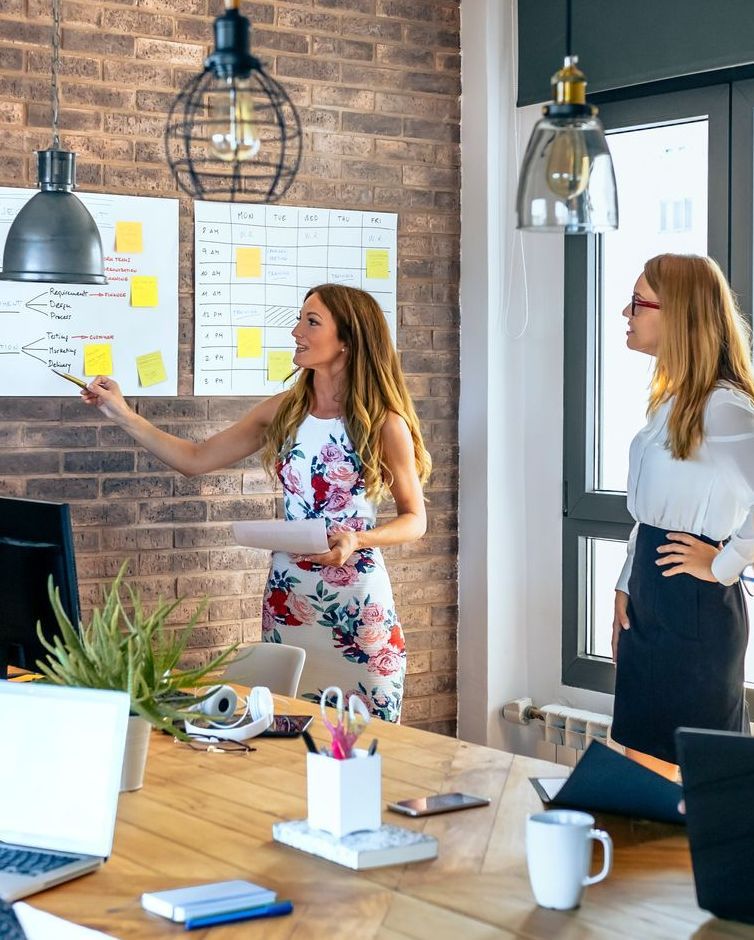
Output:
[612, 254, 754, 778]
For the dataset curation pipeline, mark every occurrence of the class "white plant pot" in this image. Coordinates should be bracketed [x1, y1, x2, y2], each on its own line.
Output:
[120, 715, 151, 792]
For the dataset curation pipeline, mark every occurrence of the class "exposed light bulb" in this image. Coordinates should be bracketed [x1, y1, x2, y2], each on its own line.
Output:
[546, 128, 590, 199]
[208, 76, 260, 162]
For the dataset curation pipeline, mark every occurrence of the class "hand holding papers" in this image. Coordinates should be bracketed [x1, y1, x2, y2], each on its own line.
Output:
[233, 519, 329, 555]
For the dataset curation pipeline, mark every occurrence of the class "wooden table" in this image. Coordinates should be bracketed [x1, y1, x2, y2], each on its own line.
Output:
[27, 696, 754, 939]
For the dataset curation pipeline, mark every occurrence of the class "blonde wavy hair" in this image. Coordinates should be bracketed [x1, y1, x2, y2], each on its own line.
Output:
[645, 253, 754, 459]
[262, 284, 431, 501]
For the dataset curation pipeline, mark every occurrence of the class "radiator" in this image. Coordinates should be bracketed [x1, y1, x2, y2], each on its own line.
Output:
[502, 698, 613, 767]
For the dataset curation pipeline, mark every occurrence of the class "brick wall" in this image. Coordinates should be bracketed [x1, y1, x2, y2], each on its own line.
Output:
[0, 0, 460, 734]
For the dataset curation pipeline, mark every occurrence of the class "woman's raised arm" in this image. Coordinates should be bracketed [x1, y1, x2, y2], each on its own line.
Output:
[81, 375, 286, 477]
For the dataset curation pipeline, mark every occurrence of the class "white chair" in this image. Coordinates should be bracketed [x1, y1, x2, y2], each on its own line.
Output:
[219, 642, 306, 697]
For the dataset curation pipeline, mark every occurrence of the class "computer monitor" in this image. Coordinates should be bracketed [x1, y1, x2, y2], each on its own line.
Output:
[0, 497, 80, 679]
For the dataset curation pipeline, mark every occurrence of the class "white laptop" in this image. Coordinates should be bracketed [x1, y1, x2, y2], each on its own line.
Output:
[0, 681, 130, 902]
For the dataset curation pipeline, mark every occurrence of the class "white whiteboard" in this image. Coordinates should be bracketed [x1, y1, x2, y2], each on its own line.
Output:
[194, 201, 397, 396]
[0, 188, 179, 396]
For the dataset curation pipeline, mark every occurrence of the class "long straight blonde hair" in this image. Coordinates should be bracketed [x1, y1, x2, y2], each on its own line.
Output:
[645, 253, 754, 459]
[262, 284, 431, 500]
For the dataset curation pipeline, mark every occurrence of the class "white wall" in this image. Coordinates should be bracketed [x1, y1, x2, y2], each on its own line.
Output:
[458, 0, 615, 755]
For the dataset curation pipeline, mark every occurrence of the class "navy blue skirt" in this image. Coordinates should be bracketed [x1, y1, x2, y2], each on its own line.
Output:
[611, 523, 749, 764]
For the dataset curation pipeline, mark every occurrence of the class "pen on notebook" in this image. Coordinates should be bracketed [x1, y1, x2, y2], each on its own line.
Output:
[302, 730, 319, 755]
[51, 369, 88, 389]
[184, 899, 293, 930]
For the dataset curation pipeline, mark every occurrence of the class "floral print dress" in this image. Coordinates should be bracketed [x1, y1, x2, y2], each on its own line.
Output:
[261, 415, 406, 722]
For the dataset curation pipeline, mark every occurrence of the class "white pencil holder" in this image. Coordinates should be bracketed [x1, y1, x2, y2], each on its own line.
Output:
[306, 749, 382, 838]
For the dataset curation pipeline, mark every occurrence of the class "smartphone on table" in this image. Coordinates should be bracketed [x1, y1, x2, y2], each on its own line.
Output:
[387, 792, 491, 817]
[260, 714, 314, 737]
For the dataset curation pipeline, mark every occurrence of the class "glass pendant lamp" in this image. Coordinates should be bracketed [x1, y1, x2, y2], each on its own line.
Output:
[0, 0, 105, 283]
[516, 0, 618, 234]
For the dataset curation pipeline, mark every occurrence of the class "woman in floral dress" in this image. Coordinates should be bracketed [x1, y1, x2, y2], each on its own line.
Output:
[82, 284, 431, 722]
[259, 285, 431, 721]
[263, 414, 409, 720]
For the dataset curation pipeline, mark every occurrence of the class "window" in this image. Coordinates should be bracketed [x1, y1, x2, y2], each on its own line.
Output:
[597, 120, 708, 496]
[562, 86, 731, 693]
[659, 197, 693, 234]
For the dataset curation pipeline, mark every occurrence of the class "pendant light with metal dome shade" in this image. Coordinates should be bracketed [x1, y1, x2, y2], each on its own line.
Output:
[0, 0, 106, 284]
[516, 0, 618, 234]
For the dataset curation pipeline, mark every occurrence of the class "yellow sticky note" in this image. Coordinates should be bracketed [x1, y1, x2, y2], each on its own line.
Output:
[237, 327, 262, 359]
[236, 246, 262, 278]
[83, 343, 113, 376]
[130, 276, 158, 308]
[136, 351, 167, 387]
[366, 248, 390, 280]
[115, 221, 143, 254]
[268, 350, 294, 381]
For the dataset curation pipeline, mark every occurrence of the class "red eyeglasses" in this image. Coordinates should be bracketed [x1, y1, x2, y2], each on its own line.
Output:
[631, 294, 661, 317]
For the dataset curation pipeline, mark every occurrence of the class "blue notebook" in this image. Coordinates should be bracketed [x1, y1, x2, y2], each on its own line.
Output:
[529, 740, 685, 825]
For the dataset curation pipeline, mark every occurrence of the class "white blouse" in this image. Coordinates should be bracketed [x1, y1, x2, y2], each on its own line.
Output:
[617, 385, 754, 592]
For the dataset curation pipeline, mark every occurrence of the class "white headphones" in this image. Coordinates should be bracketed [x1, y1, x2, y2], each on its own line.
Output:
[184, 685, 274, 742]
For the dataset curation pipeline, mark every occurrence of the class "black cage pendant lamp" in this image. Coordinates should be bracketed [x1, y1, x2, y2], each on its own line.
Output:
[516, 0, 618, 234]
[165, 0, 302, 202]
[0, 0, 105, 283]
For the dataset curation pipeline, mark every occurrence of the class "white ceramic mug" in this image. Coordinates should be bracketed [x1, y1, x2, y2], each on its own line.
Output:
[526, 809, 613, 910]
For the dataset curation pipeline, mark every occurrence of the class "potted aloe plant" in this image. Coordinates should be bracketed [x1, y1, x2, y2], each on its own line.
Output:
[36, 561, 237, 791]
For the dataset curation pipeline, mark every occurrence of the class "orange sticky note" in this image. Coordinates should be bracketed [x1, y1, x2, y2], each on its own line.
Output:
[366, 248, 390, 279]
[115, 221, 143, 253]
[236, 246, 262, 278]
[237, 327, 262, 358]
[136, 351, 167, 387]
[83, 343, 113, 376]
[130, 276, 158, 307]
[267, 350, 293, 381]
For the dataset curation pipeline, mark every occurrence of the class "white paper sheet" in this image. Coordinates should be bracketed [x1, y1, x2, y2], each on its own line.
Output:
[233, 518, 329, 555]
[193, 202, 397, 397]
[13, 903, 118, 940]
[0, 188, 179, 397]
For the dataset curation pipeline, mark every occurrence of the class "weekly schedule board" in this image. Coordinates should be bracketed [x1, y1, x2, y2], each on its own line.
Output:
[0, 188, 179, 396]
[193, 201, 398, 396]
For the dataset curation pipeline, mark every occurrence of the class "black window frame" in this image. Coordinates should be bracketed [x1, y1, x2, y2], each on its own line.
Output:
[562, 84, 734, 694]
